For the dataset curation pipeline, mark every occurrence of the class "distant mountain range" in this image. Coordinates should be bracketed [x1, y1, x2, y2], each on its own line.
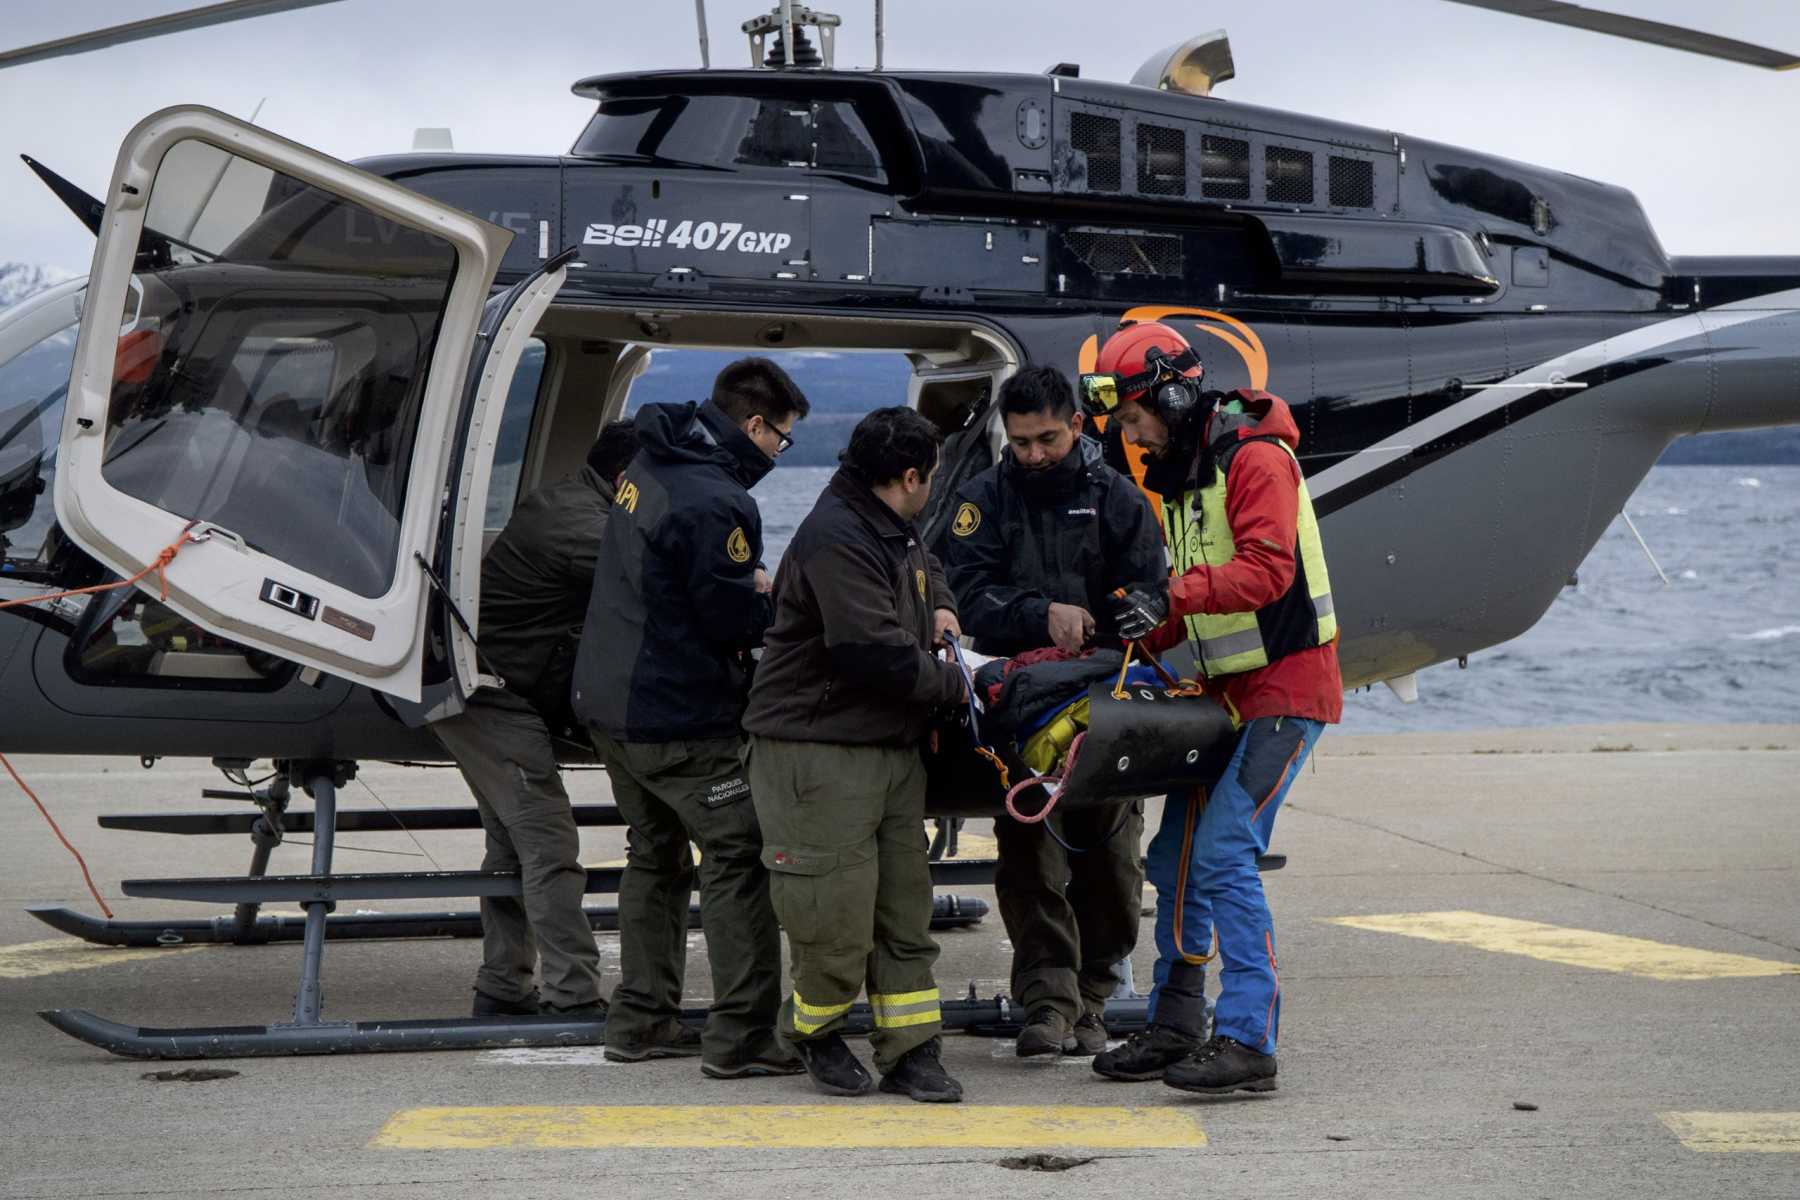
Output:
[628, 348, 1800, 468]
[0, 262, 76, 313]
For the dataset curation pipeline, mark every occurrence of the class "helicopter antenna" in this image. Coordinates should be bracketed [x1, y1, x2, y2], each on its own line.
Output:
[696, 0, 711, 67]
[874, 0, 884, 69]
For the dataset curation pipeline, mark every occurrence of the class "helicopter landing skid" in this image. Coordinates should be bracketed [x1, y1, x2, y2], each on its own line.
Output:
[38, 991, 1154, 1061]
[26, 891, 992, 948]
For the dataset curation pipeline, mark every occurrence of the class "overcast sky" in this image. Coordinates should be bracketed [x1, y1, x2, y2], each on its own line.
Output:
[2, 0, 1797, 272]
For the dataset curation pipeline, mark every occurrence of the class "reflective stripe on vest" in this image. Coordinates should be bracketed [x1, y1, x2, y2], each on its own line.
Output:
[1158, 438, 1337, 677]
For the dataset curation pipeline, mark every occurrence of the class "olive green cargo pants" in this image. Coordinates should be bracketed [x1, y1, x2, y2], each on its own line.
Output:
[994, 797, 1145, 1025]
[433, 691, 604, 1010]
[593, 732, 783, 1066]
[747, 735, 942, 1072]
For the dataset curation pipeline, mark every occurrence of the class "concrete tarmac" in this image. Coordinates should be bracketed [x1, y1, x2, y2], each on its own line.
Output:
[1, 723, 1796, 1198]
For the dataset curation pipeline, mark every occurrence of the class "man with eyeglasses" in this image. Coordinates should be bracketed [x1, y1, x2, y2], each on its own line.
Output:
[572, 357, 809, 1079]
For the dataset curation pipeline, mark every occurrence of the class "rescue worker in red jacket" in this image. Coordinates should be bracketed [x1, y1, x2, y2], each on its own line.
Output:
[1080, 320, 1343, 1095]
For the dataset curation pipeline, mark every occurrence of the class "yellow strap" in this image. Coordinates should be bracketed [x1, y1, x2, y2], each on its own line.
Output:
[1111, 641, 1137, 700]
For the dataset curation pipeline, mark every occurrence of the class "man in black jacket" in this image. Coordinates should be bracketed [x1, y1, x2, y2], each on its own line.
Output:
[433, 420, 638, 1019]
[572, 358, 807, 1078]
[937, 366, 1166, 1059]
[744, 407, 969, 1103]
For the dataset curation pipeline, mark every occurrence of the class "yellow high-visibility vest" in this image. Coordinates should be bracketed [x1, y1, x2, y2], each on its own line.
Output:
[1159, 436, 1336, 677]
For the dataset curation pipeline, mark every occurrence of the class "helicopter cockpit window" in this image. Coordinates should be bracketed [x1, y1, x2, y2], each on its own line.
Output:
[69, 588, 288, 689]
[0, 316, 76, 577]
[99, 138, 461, 600]
[574, 96, 884, 181]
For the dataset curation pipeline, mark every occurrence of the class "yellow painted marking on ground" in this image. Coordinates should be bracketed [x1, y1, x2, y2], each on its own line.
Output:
[1326, 912, 1800, 981]
[0, 938, 197, 980]
[1659, 1112, 1800, 1153]
[372, 1104, 1205, 1151]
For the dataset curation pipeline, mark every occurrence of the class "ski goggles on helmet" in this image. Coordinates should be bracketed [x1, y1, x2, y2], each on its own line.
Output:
[1077, 346, 1203, 418]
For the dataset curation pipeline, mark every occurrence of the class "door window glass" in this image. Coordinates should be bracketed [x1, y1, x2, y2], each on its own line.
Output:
[0, 318, 77, 576]
[97, 137, 461, 599]
[485, 338, 546, 532]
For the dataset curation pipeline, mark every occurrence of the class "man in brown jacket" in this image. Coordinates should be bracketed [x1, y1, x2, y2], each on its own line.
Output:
[743, 407, 968, 1103]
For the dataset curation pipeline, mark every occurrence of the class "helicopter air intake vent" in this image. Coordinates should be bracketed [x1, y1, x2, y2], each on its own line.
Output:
[1070, 112, 1122, 193]
[1265, 145, 1314, 205]
[1064, 228, 1183, 277]
[1136, 124, 1186, 196]
[1201, 134, 1249, 201]
[1329, 155, 1375, 208]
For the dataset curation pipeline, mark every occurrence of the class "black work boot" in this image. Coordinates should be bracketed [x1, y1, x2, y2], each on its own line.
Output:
[879, 1037, 964, 1103]
[472, 988, 541, 1017]
[541, 997, 609, 1020]
[793, 1032, 875, 1096]
[603, 1016, 704, 1062]
[1092, 1024, 1202, 1081]
[1015, 1006, 1072, 1058]
[1069, 1010, 1110, 1057]
[702, 1035, 807, 1080]
[1164, 1035, 1278, 1095]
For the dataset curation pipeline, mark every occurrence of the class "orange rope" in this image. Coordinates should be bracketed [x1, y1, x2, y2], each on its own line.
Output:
[0, 750, 113, 918]
[0, 522, 201, 921]
[0, 520, 200, 613]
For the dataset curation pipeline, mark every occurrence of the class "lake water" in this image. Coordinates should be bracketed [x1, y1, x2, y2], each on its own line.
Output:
[755, 465, 1800, 733]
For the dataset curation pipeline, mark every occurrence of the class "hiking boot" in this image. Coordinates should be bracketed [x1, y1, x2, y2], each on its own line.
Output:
[1091, 1024, 1201, 1081]
[541, 998, 609, 1021]
[1164, 1035, 1278, 1095]
[878, 1037, 963, 1103]
[1069, 1011, 1110, 1057]
[793, 1032, 875, 1096]
[702, 1036, 807, 1079]
[472, 988, 541, 1017]
[603, 1017, 704, 1062]
[1015, 1007, 1072, 1058]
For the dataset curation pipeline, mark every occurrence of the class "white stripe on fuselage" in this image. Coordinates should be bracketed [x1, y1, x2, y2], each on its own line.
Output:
[1308, 288, 1800, 500]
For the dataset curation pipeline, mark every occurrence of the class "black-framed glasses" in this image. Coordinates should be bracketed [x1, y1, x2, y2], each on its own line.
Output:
[773, 425, 795, 454]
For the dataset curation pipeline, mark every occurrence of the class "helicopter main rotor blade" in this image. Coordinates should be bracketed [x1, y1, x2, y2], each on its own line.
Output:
[0, 0, 348, 71]
[1445, 0, 1799, 70]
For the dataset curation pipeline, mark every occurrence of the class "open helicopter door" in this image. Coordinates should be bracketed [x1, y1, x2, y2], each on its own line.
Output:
[53, 106, 513, 701]
[420, 255, 575, 721]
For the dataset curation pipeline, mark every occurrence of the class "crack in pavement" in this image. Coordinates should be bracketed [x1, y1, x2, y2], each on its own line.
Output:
[1288, 803, 1800, 957]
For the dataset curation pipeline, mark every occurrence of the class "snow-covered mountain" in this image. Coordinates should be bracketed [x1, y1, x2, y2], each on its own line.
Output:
[0, 262, 78, 313]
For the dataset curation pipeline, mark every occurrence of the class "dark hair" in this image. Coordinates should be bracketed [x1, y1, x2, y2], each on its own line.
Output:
[710, 357, 811, 425]
[840, 406, 942, 486]
[998, 365, 1076, 421]
[586, 419, 639, 480]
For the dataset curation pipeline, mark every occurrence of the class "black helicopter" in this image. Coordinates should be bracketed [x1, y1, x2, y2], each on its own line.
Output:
[0, 1, 1795, 1058]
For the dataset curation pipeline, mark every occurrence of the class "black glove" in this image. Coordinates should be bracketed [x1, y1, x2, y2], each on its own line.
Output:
[1109, 581, 1170, 642]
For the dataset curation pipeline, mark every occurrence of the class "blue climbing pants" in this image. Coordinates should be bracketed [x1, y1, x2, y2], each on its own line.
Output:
[1144, 715, 1323, 1056]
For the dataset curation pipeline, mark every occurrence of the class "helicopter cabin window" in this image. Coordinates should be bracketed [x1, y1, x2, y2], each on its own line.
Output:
[67, 586, 290, 689]
[0, 314, 76, 578]
[98, 137, 462, 601]
[574, 95, 885, 181]
[485, 338, 547, 533]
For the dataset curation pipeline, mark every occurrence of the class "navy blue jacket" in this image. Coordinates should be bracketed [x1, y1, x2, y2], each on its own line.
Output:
[572, 400, 774, 742]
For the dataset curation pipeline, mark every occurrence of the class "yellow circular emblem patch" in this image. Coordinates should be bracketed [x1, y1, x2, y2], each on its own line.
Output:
[726, 527, 751, 564]
[951, 502, 981, 537]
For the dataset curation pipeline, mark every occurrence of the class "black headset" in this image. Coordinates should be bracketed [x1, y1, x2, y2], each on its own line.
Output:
[1141, 345, 1211, 423]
